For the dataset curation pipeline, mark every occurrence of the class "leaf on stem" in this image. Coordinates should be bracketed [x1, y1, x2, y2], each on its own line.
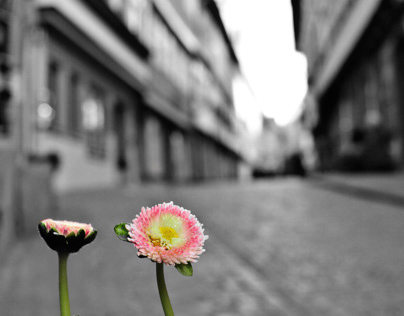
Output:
[114, 223, 130, 242]
[175, 262, 193, 277]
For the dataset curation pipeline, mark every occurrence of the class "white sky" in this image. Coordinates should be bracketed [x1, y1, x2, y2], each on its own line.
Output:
[217, 0, 308, 129]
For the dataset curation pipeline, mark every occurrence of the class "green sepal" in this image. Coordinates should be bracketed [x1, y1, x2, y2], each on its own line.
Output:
[38, 223, 97, 253]
[114, 223, 130, 242]
[38, 223, 66, 252]
[84, 230, 97, 246]
[175, 262, 193, 277]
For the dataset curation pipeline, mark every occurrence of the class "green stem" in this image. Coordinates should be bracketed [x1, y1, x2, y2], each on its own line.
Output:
[156, 262, 175, 316]
[58, 252, 71, 316]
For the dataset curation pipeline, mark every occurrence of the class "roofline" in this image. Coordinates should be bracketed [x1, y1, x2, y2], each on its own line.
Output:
[204, 0, 239, 64]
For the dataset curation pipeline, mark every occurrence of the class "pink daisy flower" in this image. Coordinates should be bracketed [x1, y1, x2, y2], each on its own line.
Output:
[127, 202, 208, 265]
[38, 219, 97, 253]
[41, 219, 95, 238]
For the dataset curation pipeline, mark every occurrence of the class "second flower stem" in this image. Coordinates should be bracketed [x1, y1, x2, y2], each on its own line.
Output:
[156, 262, 175, 316]
[58, 252, 71, 316]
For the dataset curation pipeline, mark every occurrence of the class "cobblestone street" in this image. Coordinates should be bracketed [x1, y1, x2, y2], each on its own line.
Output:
[1, 177, 404, 315]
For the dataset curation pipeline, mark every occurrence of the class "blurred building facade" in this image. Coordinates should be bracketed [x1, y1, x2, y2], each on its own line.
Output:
[0, 0, 245, 245]
[297, 0, 404, 171]
[252, 114, 317, 178]
[1, 0, 243, 193]
[252, 117, 285, 177]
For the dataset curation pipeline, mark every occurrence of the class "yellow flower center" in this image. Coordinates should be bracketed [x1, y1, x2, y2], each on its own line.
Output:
[149, 226, 179, 249]
[147, 215, 185, 250]
[160, 226, 179, 241]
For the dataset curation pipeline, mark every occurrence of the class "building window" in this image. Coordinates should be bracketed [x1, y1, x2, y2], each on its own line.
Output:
[0, 84, 11, 135]
[67, 73, 80, 137]
[144, 116, 164, 179]
[126, 0, 146, 35]
[170, 130, 188, 181]
[182, 0, 199, 17]
[82, 85, 106, 159]
[48, 61, 60, 131]
[107, 0, 127, 19]
[0, 20, 8, 54]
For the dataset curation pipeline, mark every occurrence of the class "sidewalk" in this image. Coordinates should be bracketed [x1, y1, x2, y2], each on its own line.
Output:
[310, 171, 404, 207]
